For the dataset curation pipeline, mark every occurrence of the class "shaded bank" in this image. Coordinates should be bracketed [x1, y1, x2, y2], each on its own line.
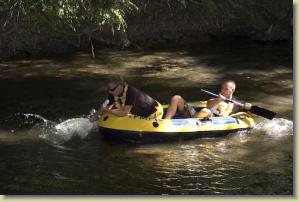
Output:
[127, 0, 293, 47]
[0, 0, 293, 59]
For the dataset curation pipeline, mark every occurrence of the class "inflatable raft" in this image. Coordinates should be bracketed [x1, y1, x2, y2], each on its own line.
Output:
[98, 101, 255, 143]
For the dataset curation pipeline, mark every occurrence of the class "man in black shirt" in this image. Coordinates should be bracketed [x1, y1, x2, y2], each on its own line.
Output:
[89, 76, 163, 122]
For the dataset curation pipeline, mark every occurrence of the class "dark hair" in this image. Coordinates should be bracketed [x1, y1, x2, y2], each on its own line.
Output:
[108, 75, 125, 86]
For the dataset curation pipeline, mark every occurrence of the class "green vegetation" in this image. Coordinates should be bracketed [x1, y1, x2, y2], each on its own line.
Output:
[0, 0, 138, 58]
[0, 0, 292, 59]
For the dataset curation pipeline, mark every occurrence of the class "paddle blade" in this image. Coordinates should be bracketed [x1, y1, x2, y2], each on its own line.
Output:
[250, 105, 277, 120]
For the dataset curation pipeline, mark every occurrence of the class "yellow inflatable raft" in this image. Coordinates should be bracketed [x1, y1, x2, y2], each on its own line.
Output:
[98, 101, 255, 143]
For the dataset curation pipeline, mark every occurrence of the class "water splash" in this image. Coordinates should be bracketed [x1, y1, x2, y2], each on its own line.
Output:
[0, 113, 54, 143]
[0, 113, 97, 145]
[252, 118, 293, 137]
[22, 113, 51, 124]
[39, 118, 97, 145]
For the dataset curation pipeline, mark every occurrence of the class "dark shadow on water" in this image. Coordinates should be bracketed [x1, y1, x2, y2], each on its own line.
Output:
[187, 38, 293, 70]
[0, 77, 110, 123]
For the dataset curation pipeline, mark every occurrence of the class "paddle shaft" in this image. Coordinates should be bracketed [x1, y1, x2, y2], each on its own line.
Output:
[200, 89, 244, 106]
[200, 89, 277, 119]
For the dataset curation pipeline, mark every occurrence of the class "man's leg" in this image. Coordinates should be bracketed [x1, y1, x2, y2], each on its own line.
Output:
[165, 95, 185, 119]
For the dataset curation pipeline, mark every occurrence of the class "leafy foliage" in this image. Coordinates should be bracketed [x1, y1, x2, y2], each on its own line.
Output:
[0, 0, 138, 57]
[0, 0, 292, 58]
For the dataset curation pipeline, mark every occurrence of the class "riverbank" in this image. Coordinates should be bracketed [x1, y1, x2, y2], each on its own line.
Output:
[0, 0, 292, 59]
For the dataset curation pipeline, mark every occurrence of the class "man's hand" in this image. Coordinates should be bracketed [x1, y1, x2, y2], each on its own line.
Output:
[243, 102, 252, 111]
[100, 106, 110, 113]
[89, 113, 99, 122]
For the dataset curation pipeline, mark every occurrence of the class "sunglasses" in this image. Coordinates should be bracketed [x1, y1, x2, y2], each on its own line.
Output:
[108, 84, 119, 92]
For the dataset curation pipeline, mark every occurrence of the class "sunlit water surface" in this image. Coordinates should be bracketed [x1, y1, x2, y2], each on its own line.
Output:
[0, 39, 293, 194]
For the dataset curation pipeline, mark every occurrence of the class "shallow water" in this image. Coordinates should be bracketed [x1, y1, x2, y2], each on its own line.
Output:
[0, 39, 293, 194]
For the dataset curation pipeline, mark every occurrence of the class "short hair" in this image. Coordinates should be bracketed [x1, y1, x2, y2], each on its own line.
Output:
[108, 75, 125, 86]
[221, 80, 236, 88]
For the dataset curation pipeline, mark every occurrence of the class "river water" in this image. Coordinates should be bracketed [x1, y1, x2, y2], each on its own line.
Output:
[0, 39, 293, 195]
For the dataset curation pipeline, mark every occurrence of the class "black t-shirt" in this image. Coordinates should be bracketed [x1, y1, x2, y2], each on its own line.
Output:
[107, 86, 157, 117]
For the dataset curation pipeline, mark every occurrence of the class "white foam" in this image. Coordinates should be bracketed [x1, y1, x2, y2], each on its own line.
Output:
[55, 118, 96, 140]
[38, 118, 97, 145]
[253, 118, 293, 137]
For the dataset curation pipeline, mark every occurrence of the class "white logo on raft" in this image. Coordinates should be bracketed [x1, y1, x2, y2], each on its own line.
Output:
[170, 117, 237, 127]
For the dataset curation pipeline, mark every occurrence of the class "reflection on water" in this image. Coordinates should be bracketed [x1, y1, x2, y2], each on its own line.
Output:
[0, 114, 293, 194]
[129, 118, 293, 194]
[0, 39, 293, 194]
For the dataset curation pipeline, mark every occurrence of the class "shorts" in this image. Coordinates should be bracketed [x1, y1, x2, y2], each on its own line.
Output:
[210, 107, 220, 116]
[180, 101, 196, 118]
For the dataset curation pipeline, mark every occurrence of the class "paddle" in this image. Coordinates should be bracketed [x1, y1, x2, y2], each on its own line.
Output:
[200, 89, 277, 120]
